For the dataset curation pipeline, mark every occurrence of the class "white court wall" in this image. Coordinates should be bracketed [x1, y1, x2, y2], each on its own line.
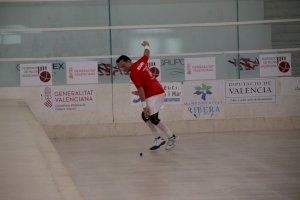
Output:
[0, 77, 299, 138]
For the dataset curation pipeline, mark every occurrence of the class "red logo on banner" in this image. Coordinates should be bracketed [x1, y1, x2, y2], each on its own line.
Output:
[40, 71, 51, 82]
[278, 61, 290, 73]
[38, 66, 51, 82]
[43, 87, 52, 108]
[68, 67, 74, 79]
[186, 64, 192, 74]
[228, 57, 259, 70]
[149, 67, 160, 78]
[44, 99, 52, 108]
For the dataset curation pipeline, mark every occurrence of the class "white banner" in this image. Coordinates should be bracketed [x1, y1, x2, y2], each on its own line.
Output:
[225, 79, 276, 104]
[182, 80, 224, 119]
[260, 53, 292, 77]
[66, 61, 98, 84]
[40, 85, 96, 111]
[184, 57, 216, 80]
[20, 63, 53, 86]
[162, 82, 182, 104]
[280, 77, 300, 96]
[130, 82, 182, 105]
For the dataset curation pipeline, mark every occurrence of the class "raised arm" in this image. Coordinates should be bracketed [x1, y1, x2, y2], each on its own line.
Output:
[141, 41, 150, 57]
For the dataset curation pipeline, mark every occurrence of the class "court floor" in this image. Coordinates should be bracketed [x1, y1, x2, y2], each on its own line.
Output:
[52, 131, 300, 200]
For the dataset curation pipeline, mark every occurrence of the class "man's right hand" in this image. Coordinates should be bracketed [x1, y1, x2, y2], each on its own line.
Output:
[141, 41, 150, 57]
[141, 41, 150, 47]
[143, 107, 150, 119]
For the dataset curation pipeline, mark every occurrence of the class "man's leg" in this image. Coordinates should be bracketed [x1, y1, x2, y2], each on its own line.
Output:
[141, 112, 160, 138]
[149, 113, 173, 138]
[149, 113, 176, 150]
[141, 112, 165, 150]
[147, 93, 177, 150]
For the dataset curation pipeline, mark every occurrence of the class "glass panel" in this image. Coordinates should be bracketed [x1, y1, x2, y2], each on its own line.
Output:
[111, 26, 238, 56]
[263, 0, 300, 20]
[110, 0, 237, 25]
[238, 22, 300, 78]
[0, 1, 109, 28]
[1, 0, 300, 87]
[0, 30, 110, 58]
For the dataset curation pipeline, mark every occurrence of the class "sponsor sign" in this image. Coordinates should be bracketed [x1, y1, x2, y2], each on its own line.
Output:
[130, 82, 182, 105]
[225, 79, 276, 103]
[20, 63, 53, 86]
[260, 53, 292, 77]
[183, 80, 224, 119]
[40, 85, 96, 111]
[184, 57, 216, 80]
[66, 61, 98, 84]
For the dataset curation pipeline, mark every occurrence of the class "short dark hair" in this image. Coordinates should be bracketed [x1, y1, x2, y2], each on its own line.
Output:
[116, 55, 131, 63]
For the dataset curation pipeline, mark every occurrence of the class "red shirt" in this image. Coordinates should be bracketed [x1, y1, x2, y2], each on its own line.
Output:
[130, 55, 164, 99]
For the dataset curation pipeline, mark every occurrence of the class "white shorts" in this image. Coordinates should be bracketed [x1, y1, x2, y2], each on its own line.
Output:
[146, 93, 165, 115]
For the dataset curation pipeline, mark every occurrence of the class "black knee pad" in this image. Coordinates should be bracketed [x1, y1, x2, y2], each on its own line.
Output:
[141, 112, 149, 123]
[149, 113, 160, 125]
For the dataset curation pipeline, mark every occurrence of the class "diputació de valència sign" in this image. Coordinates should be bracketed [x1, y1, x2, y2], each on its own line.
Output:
[225, 79, 276, 104]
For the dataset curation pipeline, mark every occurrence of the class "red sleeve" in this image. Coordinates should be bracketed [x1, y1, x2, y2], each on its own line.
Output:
[133, 55, 149, 69]
[138, 55, 149, 64]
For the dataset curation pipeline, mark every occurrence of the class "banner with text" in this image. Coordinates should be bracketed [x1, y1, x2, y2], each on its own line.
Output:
[20, 63, 53, 86]
[259, 53, 292, 77]
[130, 82, 182, 105]
[40, 85, 96, 111]
[184, 57, 216, 80]
[225, 79, 276, 104]
[66, 61, 98, 84]
[182, 80, 224, 119]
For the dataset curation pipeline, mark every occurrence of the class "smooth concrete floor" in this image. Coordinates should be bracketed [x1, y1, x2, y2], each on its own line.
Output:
[52, 131, 300, 200]
[0, 101, 63, 200]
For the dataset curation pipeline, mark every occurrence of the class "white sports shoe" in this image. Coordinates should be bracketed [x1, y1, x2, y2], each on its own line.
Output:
[150, 137, 166, 151]
[165, 134, 177, 150]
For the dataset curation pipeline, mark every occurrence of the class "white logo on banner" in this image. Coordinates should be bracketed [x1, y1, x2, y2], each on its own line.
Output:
[130, 82, 182, 105]
[280, 77, 300, 96]
[66, 61, 98, 84]
[182, 80, 224, 119]
[259, 53, 292, 77]
[20, 63, 53, 86]
[225, 79, 276, 104]
[184, 57, 216, 80]
[40, 85, 96, 111]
